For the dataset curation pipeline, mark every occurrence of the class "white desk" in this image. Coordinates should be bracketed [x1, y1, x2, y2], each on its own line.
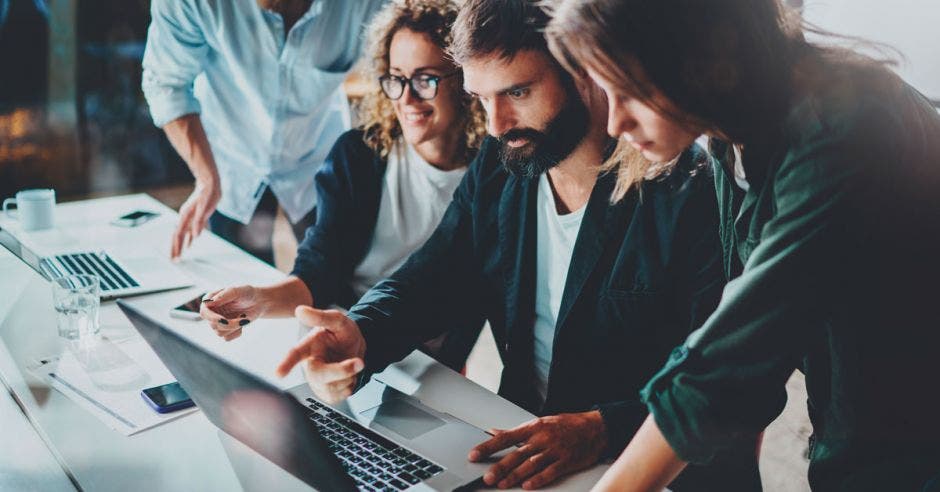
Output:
[0, 194, 607, 491]
[0, 342, 74, 492]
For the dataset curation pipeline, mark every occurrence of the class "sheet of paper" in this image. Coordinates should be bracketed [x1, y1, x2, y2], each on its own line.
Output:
[28, 335, 198, 436]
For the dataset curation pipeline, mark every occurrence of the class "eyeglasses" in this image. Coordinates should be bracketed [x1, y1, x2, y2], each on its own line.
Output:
[379, 71, 459, 100]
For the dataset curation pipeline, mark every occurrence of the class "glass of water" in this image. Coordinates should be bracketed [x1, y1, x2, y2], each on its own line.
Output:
[52, 274, 100, 340]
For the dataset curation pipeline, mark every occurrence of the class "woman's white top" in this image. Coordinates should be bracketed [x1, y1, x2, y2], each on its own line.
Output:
[351, 140, 467, 297]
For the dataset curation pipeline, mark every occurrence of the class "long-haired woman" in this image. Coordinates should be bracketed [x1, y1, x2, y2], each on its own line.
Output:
[200, 0, 487, 371]
[547, 0, 940, 490]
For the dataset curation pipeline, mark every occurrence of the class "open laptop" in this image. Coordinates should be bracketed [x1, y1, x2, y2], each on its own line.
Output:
[117, 301, 494, 492]
[0, 224, 192, 300]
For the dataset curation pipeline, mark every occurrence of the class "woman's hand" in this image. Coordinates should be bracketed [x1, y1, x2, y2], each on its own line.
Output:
[200, 286, 268, 341]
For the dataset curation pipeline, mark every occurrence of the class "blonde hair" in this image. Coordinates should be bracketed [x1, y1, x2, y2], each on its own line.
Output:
[545, 0, 692, 202]
[598, 140, 660, 203]
[357, 0, 487, 160]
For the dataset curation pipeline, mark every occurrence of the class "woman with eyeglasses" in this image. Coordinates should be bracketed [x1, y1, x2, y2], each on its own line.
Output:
[199, 0, 487, 371]
[545, 0, 940, 490]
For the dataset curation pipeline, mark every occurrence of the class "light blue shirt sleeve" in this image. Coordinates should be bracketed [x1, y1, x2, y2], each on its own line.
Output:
[141, 0, 208, 127]
[140, 0, 388, 223]
[306, 0, 385, 73]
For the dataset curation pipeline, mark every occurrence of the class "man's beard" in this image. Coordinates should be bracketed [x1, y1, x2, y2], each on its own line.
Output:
[497, 90, 590, 178]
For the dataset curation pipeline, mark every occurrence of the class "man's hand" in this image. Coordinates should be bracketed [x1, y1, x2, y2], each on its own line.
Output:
[162, 114, 222, 260]
[469, 410, 608, 490]
[171, 178, 220, 259]
[275, 306, 367, 403]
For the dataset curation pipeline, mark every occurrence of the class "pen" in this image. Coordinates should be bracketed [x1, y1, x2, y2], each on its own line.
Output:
[47, 372, 137, 429]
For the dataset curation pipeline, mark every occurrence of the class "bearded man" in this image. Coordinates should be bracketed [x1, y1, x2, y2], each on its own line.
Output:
[275, 0, 762, 489]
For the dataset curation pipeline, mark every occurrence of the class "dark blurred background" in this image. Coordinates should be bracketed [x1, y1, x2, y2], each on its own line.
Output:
[0, 0, 936, 208]
[0, 0, 190, 204]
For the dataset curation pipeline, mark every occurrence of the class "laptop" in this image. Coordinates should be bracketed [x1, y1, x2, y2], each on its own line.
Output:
[117, 301, 495, 492]
[0, 224, 192, 300]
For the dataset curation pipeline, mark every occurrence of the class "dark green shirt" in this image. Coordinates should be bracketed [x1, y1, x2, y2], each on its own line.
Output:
[641, 66, 940, 490]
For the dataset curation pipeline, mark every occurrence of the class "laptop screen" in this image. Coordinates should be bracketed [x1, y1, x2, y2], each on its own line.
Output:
[0, 225, 48, 280]
[117, 301, 357, 492]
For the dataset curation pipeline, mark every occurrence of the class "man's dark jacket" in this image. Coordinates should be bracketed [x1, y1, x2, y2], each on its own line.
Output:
[347, 136, 761, 489]
[290, 130, 482, 370]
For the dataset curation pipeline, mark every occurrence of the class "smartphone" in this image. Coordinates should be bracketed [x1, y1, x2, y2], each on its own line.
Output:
[169, 292, 206, 321]
[141, 381, 195, 413]
[111, 210, 159, 227]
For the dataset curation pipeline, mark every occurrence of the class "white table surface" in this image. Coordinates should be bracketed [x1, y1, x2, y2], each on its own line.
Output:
[0, 194, 608, 491]
[0, 340, 74, 492]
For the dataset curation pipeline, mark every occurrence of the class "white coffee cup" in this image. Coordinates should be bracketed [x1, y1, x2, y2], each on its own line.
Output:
[3, 189, 56, 231]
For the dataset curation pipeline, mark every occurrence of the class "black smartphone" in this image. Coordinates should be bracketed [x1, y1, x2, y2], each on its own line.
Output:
[169, 292, 206, 321]
[141, 381, 195, 414]
[111, 210, 159, 227]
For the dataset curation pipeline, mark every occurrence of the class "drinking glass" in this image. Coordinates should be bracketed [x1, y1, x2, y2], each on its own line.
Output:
[53, 274, 100, 340]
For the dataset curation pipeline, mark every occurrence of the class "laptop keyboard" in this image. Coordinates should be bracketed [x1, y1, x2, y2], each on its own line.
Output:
[42, 252, 139, 292]
[305, 398, 445, 491]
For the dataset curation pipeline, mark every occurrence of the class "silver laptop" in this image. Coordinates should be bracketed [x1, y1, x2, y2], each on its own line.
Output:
[0, 224, 192, 300]
[117, 301, 494, 492]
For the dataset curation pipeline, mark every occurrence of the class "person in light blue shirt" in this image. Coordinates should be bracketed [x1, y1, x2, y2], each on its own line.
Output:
[142, 0, 385, 263]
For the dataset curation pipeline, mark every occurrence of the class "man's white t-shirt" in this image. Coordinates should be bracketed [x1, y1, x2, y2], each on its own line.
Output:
[351, 140, 466, 297]
[533, 173, 587, 401]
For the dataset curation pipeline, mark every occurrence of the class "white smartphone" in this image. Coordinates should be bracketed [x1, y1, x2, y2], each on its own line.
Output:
[169, 293, 205, 321]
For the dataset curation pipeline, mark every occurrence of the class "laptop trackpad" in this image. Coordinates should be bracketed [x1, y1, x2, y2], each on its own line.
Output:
[360, 399, 446, 440]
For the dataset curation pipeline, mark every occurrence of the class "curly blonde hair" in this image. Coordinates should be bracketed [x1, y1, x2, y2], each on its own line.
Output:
[356, 0, 487, 160]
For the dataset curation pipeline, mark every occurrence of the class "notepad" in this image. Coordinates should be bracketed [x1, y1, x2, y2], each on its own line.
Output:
[28, 335, 197, 436]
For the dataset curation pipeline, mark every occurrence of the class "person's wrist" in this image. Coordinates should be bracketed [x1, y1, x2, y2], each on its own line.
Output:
[194, 172, 220, 192]
[586, 409, 609, 455]
[357, 336, 367, 361]
[352, 338, 369, 391]
[252, 285, 275, 318]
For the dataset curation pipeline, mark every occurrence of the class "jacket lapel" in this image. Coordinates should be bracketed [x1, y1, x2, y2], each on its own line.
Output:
[734, 136, 783, 265]
[540, 171, 634, 409]
[498, 174, 539, 380]
[554, 171, 635, 347]
[710, 138, 761, 268]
